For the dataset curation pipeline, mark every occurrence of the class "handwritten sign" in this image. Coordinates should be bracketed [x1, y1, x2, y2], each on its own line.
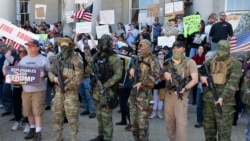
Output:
[0, 18, 39, 46]
[118, 54, 132, 86]
[87, 40, 97, 49]
[35, 4, 46, 19]
[99, 10, 115, 25]
[75, 0, 87, 4]
[76, 22, 91, 33]
[96, 25, 111, 39]
[66, 11, 75, 23]
[183, 15, 201, 37]
[174, 1, 184, 15]
[165, 3, 174, 16]
[158, 36, 176, 47]
[5, 66, 41, 85]
[147, 3, 160, 17]
[138, 13, 151, 24]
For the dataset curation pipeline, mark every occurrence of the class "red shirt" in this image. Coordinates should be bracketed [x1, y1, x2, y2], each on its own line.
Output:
[192, 53, 205, 65]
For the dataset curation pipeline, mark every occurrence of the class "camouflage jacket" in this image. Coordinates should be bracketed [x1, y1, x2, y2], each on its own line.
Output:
[241, 70, 250, 105]
[48, 52, 84, 93]
[199, 57, 242, 105]
[84, 53, 93, 76]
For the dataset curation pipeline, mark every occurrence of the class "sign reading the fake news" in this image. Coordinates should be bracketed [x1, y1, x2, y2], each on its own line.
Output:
[0, 18, 39, 46]
[5, 66, 41, 85]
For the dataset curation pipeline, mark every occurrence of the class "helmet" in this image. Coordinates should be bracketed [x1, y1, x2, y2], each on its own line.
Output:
[98, 34, 113, 52]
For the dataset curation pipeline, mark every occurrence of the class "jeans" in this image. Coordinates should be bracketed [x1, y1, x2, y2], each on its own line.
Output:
[78, 78, 96, 113]
[196, 82, 203, 123]
[2, 83, 13, 112]
[189, 47, 197, 58]
[247, 110, 250, 141]
[211, 42, 217, 51]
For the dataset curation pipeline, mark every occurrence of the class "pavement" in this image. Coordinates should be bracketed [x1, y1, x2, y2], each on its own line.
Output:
[0, 105, 247, 141]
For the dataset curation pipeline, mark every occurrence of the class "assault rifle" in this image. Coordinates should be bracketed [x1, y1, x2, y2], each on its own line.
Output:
[204, 64, 223, 117]
[166, 61, 188, 100]
[130, 57, 139, 96]
[55, 58, 65, 94]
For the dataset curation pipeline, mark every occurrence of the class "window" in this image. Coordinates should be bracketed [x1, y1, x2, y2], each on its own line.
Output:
[226, 0, 250, 11]
[129, 0, 159, 23]
[16, 0, 30, 26]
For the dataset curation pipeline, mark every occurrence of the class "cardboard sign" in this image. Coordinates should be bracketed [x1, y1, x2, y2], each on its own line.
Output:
[66, 11, 75, 23]
[138, 13, 151, 24]
[5, 66, 41, 85]
[0, 18, 39, 46]
[76, 22, 91, 33]
[147, 3, 160, 17]
[75, 0, 87, 4]
[158, 36, 176, 47]
[99, 10, 115, 25]
[35, 4, 46, 19]
[95, 25, 111, 39]
[183, 15, 201, 37]
[165, 1, 184, 16]
[87, 40, 97, 49]
[165, 3, 174, 16]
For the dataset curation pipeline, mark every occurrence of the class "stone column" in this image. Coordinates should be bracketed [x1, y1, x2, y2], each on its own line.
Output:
[61, 0, 76, 36]
[0, 0, 16, 23]
[91, 0, 102, 38]
[193, 0, 213, 22]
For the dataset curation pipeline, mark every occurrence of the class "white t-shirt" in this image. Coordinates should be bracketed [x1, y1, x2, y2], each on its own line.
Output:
[205, 24, 212, 43]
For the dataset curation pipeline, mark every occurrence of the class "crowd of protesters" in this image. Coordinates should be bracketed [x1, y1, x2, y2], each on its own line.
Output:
[0, 10, 249, 141]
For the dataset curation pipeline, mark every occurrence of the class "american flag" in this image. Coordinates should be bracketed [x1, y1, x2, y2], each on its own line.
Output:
[230, 31, 250, 53]
[4, 38, 21, 50]
[71, 3, 93, 22]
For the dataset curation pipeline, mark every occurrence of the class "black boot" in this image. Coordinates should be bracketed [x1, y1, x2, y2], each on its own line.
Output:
[24, 128, 35, 140]
[116, 113, 127, 125]
[32, 132, 42, 141]
[89, 135, 104, 141]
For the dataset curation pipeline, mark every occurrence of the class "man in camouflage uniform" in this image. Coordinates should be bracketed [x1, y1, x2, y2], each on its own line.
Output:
[48, 38, 84, 141]
[240, 52, 250, 141]
[163, 41, 198, 141]
[129, 39, 161, 141]
[199, 40, 242, 141]
[90, 34, 122, 141]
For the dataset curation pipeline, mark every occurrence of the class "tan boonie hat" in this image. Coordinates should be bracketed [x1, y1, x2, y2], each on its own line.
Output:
[217, 40, 230, 52]
[139, 39, 151, 47]
[56, 38, 76, 47]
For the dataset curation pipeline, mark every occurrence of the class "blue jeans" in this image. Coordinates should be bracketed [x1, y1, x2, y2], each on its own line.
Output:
[189, 47, 197, 58]
[211, 42, 217, 51]
[196, 82, 203, 123]
[78, 78, 96, 113]
[246, 108, 250, 141]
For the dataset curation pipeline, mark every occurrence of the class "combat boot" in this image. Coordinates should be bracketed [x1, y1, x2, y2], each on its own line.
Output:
[89, 135, 104, 141]
[149, 110, 156, 119]
[157, 110, 164, 119]
[24, 128, 35, 140]
[32, 132, 42, 141]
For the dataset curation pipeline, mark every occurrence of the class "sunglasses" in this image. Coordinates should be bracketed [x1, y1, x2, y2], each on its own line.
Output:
[158, 52, 164, 55]
[19, 51, 27, 53]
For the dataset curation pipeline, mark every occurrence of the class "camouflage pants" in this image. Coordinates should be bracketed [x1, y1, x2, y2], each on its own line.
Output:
[130, 88, 152, 141]
[203, 101, 234, 141]
[93, 88, 113, 141]
[52, 92, 80, 136]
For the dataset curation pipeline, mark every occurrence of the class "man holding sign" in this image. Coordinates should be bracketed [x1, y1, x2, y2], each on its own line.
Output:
[18, 39, 50, 141]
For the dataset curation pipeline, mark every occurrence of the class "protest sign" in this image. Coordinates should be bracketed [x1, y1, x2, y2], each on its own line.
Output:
[165, 2, 174, 16]
[5, 66, 41, 85]
[147, 3, 160, 17]
[117, 54, 132, 86]
[75, 0, 87, 4]
[35, 4, 46, 19]
[0, 18, 39, 46]
[158, 36, 176, 47]
[37, 34, 48, 45]
[76, 22, 91, 33]
[138, 13, 151, 24]
[66, 11, 75, 23]
[183, 15, 201, 37]
[99, 10, 115, 25]
[95, 25, 111, 39]
[174, 1, 184, 15]
[87, 39, 97, 49]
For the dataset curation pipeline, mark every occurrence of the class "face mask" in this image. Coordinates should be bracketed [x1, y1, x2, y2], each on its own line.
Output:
[141, 47, 150, 57]
[61, 46, 73, 59]
[172, 50, 184, 61]
[216, 51, 229, 61]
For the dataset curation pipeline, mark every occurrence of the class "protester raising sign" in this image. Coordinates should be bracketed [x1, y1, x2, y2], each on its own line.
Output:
[0, 18, 39, 46]
[183, 15, 201, 38]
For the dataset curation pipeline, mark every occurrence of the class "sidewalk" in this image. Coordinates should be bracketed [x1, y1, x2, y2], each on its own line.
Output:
[0, 105, 247, 141]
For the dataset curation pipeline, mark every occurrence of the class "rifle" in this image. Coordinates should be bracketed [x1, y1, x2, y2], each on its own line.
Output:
[130, 57, 139, 96]
[55, 58, 66, 94]
[166, 61, 188, 100]
[204, 63, 223, 117]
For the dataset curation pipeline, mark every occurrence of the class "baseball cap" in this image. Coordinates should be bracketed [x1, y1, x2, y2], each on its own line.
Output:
[25, 39, 39, 47]
[129, 22, 135, 26]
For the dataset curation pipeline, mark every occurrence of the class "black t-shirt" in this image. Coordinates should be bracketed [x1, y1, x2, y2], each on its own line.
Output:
[209, 22, 233, 43]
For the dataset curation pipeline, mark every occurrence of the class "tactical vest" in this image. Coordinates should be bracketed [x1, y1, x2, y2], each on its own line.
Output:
[210, 57, 235, 85]
[93, 55, 114, 83]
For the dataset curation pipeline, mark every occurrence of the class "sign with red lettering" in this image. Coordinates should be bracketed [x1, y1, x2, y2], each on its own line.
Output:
[0, 18, 39, 46]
